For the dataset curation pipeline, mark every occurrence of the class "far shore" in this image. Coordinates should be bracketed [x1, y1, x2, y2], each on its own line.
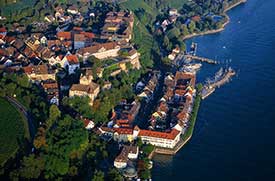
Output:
[183, 0, 246, 41]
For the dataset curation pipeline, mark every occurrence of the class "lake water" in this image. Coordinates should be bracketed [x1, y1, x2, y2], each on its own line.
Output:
[152, 0, 275, 180]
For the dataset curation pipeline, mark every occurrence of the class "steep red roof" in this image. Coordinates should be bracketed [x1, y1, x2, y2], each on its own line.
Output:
[66, 54, 78, 64]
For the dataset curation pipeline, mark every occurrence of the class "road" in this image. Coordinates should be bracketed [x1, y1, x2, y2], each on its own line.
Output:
[5, 96, 36, 140]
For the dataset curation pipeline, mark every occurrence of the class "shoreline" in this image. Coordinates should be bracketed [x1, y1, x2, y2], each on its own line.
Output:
[152, 0, 246, 157]
[182, 0, 246, 41]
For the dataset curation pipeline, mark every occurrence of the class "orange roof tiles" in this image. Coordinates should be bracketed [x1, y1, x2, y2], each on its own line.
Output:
[66, 54, 78, 64]
[0, 27, 7, 33]
[192, 15, 201, 22]
[42, 82, 58, 89]
[57, 32, 71, 40]
[114, 128, 133, 135]
[177, 111, 187, 120]
[80, 32, 95, 39]
[116, 119, 129, 124]
[138, 129, 180, 140]
[22, 66, 32, 74]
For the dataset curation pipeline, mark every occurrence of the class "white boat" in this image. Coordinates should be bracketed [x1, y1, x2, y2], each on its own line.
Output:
[183, 63, 202, 72]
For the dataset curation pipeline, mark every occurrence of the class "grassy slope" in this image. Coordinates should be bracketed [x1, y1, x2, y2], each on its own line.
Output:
[182, 84, 203, 142]
[120, 0, 160, 69]
[0, 97, 28, 166]
[120, 0, 188, 69]
[0, 0, 35, 16]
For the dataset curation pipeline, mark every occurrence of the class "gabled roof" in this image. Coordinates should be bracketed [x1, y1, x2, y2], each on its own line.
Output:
[138, 128, 180, 140]
[42, 81, 58, 89]
[57, 32, 71, 40]
[65, 54, 79, 64]
[78, 42, 119, 55]
[114, 127, 133, 135]
[70, 82, 99, 94]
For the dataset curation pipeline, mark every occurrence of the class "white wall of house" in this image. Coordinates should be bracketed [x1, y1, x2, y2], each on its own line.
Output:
[92, 48, 120, 60]
[114, 161, 127, 169]
[128, 148, 139, 160]
[64, 61, 80, 74]
[140, 133, 180, 149]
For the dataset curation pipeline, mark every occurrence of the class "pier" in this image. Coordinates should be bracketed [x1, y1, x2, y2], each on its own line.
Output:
[208, 69, 235, 88]
[201, 68, 236, 99]
[184, 55, 218, 64]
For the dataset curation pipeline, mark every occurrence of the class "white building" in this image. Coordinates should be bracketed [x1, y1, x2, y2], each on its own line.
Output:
[63, 54, 80, 75]
[77, 42, 120, 60]
[114, 145, 139, 169]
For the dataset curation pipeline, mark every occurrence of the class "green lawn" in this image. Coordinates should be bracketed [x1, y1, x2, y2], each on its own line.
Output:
[0, 0, 35, 16]
[182, 84, 203, 142]
[0, 97, 29, 166]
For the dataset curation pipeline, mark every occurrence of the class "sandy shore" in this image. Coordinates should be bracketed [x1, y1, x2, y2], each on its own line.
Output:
[183, 0, 246, 41]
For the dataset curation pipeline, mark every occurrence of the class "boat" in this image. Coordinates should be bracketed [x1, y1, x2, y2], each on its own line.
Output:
[190, 42, 198, 56]
[182, 63, 202, 73]
[201, 67, 235, 99]
[201, 86, 216, 99]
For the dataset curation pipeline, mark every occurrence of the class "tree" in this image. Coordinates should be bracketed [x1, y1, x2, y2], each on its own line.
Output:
[179, 41, 186, 52]
[18, 154, 45, 179]
[167, 27, 181, 39]
[181, 24, 189, 36]
[162, 57, 171, 65]
[162, 35, 170, 48]
[33, 127, 47, 149]
[107, 168, 123, 181]
[188, 20, 196, 33]
[62, 96, 92, 119]
[43, 115, 88, 179]
[92, 170, 105, 181]
[46, 105, 61, 128]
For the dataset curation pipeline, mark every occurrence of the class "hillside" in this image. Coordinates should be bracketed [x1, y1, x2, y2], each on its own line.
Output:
[0, 97, 28, 167]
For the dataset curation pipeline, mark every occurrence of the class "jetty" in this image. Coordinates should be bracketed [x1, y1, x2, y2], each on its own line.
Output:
[201, 67, 235, 99]
[184, 55, 218, 64]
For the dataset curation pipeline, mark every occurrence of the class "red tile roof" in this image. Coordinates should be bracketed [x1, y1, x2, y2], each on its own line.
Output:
[116, 119, 129, 124]
[138, 129, 180, 140]
[42, 82, 58, 89]
[63, 41, 72, 47]
[192, 15, 201, 22]
[57, 32, 71, 40]
[80, 32, 95, 39]
[66, 54, 78, 64]
[73, 27, 83, 31]
[0, 27, 7, 33]
[22, 66, 33, 74]
[114, 128, 133, 135]
[177, 111, 187, 120]
[83, 118, 93, 127]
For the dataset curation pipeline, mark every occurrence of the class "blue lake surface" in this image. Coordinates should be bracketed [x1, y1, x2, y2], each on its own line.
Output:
[152, 0, 275, 180]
